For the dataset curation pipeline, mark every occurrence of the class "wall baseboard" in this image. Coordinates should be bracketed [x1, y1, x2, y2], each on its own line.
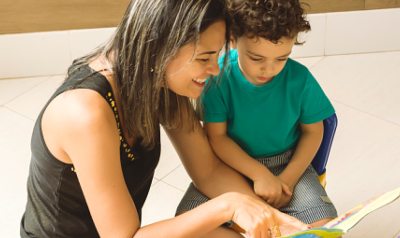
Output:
[1, 8, 399, 79]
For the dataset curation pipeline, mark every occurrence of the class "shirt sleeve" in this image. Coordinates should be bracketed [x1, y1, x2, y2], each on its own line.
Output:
[201, 82, 228, 123]
[299, 71, 335, 124]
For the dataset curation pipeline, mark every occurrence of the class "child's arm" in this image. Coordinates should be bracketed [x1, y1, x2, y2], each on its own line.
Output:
[278, 121, 324, 204]
[205, 121, 292, 208]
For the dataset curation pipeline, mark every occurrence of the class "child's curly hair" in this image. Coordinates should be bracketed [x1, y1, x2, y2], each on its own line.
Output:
[228, 0, 311, 44]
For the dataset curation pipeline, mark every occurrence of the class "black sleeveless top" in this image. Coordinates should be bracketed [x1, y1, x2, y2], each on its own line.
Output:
[20, 65, 161, 238]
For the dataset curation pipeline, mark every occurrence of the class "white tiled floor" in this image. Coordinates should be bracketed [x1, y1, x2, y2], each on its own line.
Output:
[1, 51, 400, 238]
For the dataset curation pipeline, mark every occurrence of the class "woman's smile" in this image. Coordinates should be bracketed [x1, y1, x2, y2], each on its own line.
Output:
[192, 78, 207, 87]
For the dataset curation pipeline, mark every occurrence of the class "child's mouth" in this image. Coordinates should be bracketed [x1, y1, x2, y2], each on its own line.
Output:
[257, 76, 273, 82]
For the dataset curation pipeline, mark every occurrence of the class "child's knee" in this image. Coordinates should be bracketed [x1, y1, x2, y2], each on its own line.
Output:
[175, 210, 188, 217]
[200, 226, 244, 238]
[310, 217, 333, 227]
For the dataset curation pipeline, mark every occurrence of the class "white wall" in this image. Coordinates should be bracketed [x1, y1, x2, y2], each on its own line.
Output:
[1, 8, 400, 79]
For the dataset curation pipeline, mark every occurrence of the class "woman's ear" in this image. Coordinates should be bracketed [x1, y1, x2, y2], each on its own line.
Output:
[230, 35, 237, 49]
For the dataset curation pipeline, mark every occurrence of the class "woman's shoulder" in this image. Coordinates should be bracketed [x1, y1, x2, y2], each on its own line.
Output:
[57, 60, 117, 127]
[45, 87, 116, 136]
[49, 88, 115, 130]
[41, 87, 119, 164]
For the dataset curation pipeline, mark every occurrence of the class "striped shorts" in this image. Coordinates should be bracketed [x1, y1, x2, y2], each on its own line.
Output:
[176, 150, 338, 224]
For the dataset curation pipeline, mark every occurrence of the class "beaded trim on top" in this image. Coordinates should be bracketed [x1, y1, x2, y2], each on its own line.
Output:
[105, 91, 137, 161]
[71, 90, 139, 173]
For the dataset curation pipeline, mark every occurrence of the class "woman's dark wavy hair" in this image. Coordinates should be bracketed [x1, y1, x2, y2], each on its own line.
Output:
[68, 0, 230, 149]
[228, 0, 310, 44]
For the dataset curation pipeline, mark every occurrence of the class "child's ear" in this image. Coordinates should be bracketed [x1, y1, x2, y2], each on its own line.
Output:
[230, 36, 237, 49]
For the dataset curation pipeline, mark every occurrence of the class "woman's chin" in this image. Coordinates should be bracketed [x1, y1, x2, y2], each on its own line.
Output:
[187, 94, 201, 99]
[180, 90, 202, 99]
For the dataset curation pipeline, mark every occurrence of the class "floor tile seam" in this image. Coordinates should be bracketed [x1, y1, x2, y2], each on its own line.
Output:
[151, 178, 160, 187]
[34, 74, 66, 90]
[310, 56, 327, 69]
[0, 74, 53, 81]
[1, 75, 54, 105]
[159, 165, 189, 193]
[3, 74, 66, 113]
[158, 180, 185, 193]
[324, 49, 400, 57]
[157, 164, 182, 181]
[2, 106, 35, 122]
[67, 31, 73, 64]
[161, 180, 186, 193]
[331, 99, 400, 128]
[322, 13, 327, 56]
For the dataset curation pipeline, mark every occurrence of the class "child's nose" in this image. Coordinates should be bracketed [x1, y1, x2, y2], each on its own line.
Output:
[261, 63, 274, 75]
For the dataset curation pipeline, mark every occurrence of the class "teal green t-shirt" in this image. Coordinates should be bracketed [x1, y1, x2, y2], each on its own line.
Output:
[202, 50, 335, 157]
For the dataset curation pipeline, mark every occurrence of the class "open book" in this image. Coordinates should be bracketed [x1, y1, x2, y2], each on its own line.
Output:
[280, 187, 400, 238]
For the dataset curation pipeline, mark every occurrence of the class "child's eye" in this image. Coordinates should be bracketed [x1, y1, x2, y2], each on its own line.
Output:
[250, 57, 262, 61]
[277, 58, 288, 62]
[198, 58, 210, 62]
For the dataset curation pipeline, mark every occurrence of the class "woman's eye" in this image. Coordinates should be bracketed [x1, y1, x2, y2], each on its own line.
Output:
[250, 57, 262, 61]
[277, 58, 288, 62]
[198, 58, 210, 62]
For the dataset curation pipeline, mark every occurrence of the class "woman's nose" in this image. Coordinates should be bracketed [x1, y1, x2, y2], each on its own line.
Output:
[207, 58, 221, 76]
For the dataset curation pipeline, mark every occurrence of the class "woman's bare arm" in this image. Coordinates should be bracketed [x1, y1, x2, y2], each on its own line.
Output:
[43, 90, 308, 238]
[164, 116, 262, 200]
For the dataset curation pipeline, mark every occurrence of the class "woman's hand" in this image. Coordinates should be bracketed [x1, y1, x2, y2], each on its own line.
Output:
[253, 175, 292, 208]
[221, 192, 308, 238]
[276, 212, 312, 236]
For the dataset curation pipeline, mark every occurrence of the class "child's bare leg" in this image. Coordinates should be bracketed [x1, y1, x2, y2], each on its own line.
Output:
[199, 226, 244, 238]
[176, 211, 243, 238]
[310, 217, 332, 227]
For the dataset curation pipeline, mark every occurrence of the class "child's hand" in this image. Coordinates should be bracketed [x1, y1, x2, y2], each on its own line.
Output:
[275, 175, 297, 208]
[253, 175, 292, 208]
[275, 188, 293, 208]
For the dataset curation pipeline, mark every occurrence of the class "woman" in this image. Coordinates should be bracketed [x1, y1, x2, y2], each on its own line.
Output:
[20, 0, 309, 237]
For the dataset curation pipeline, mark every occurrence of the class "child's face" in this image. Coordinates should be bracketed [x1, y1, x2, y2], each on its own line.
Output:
[232, 36, 295, 86]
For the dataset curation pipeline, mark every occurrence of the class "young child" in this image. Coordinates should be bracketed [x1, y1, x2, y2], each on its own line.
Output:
[177, 0, 338, 229]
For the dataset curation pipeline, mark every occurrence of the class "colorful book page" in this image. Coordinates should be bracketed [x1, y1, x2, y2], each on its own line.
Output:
[280, 187, 400, 238]
[323, 187, 400, 232]
[279, 227, 344, 238]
